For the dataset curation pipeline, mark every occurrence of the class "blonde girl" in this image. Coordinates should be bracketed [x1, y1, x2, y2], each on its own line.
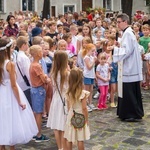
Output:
[96, 53, 110, 109]
[64, 68, 90, 150]
[47, 51, 69, 150]
[77, 36, 92, 70]
[82, 43, 97, 111]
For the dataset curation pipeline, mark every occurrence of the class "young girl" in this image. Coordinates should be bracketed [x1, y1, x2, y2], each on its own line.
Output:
[105, 39, 118, 107]
[82, 24, 96, 44]
[82, 43, 97, 111]
[0, 38, 38, 150]
[64, 68, 90, 150]
[96, 53, 110, 109]
[77, 37, 92, 70]
[47, 51, 69, 150]
[62, 32, 75, 54]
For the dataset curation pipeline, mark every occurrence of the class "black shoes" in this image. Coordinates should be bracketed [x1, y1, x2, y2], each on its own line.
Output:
[121, 118, 142, 122]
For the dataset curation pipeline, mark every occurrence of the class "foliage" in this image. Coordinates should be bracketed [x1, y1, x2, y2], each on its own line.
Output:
[86, 7, 106, 14]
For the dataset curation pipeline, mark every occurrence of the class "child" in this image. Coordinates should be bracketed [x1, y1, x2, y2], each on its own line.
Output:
[105, 39, 118, 107]
[47, 51, 69, 150]
[0, 38, 38, 150]
[139, 24, 150, 89]
[29, 45, 50, 142]
[70, 24, 80, 54]
[64, 68, 90, 150]
[15, 36, 32, 106]
[57, 39, 71, 57]
[96, 53, 110, 109]
[77, 37, 92, 70]
[82, 43, 97, 111]
[62, 32, 75, 54]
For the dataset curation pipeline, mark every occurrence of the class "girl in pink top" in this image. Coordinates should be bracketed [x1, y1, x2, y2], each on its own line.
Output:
[62, 32, 75, 54]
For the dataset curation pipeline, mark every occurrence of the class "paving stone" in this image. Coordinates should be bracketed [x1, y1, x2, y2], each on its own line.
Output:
[15, 89, 150, 149]
[122, 138, 147, 146]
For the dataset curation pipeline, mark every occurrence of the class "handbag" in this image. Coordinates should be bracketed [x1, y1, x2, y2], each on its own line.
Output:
[16, 56, 30, 87]
[71, 110, 85, 129]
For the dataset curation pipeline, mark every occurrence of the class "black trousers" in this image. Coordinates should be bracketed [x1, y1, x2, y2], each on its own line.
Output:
[117, 81, 144, 120]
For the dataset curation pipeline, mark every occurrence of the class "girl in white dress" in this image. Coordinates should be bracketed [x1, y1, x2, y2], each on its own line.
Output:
[47, 51, 69, 150]
[64, 68, 90, 150]
[0, 38, 38, 150]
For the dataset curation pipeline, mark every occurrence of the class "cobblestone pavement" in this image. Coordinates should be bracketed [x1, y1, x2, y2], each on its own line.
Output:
[14, 90, 150, 150]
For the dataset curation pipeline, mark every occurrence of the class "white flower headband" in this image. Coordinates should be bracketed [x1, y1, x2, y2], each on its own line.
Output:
[0, 39, 13, 51]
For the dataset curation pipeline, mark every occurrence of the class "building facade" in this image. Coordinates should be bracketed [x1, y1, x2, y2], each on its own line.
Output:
[0, 0, 149, 19]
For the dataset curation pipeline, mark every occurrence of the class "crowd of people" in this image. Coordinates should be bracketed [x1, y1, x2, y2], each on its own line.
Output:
[0, 9, 149, 150]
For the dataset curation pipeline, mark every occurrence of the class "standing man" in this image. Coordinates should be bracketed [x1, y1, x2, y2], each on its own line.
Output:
[113, 13, 144, 122]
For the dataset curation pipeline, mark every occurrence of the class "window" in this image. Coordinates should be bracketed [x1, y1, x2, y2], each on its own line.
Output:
[103, 0, 111, 10]
[146, 0, 150, 6]
[64, 5, 75, 13]
[0, 0, 4, 12]
[22, 0, 35, 11]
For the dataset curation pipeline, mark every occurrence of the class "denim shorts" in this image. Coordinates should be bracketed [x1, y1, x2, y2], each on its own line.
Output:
[110, 62, 118, 84]
[84, 77, 94, 85]
[30, 86, 46, 113]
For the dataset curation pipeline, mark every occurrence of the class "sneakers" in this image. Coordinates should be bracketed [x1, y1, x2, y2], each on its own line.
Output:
[97, 104, 108, 110]
[35, 134, 50, 143]
[32, 136, 37, 141]
[87, 105, 92, 112]
[89, 104, 97, 110]
[97, 104, 103, 110]
[93, 91, 100, 99]
[110, 102, 117, 108]
[103, 104, 108, 109]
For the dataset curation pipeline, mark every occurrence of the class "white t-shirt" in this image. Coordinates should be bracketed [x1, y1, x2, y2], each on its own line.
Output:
[83, 55, 95, 79]
[96, 63, 109, 86]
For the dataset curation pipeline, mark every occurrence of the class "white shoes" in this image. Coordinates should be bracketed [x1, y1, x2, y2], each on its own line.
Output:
[87, 104, 97, 112]
[87, 105, 92, 112]
[89, 104, 97, 110]
[93, 91, 100, 99]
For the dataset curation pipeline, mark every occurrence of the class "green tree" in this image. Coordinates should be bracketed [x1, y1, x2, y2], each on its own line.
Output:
[121, 0, 133, 23]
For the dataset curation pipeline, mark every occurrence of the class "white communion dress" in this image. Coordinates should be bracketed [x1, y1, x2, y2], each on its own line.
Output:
[0, 60, 38, 146]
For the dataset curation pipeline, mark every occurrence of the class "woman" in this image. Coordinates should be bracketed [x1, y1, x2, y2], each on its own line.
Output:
[3, 15, 19, 37]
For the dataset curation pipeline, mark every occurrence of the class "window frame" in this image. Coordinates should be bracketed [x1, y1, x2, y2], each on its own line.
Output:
[103, 0, 112, 11]
[0, 0, 6, 13]
[21, 0, 36, 12]
[146, 0, 150, 6]
[63, 4, 76, 14]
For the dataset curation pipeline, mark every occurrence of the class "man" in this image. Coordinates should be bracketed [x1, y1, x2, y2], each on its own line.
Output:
[113, 13, 144, 122]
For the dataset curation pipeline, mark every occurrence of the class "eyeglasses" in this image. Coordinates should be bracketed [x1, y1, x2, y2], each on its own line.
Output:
[117, 20, 125, 24]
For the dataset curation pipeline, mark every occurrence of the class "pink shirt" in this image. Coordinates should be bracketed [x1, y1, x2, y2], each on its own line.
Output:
[67, 43, 75, 54]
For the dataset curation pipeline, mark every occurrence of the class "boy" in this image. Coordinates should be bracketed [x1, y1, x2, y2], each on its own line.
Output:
[16, 36, 32, 106]
[139, 24, 150, 89]
[30, 45, 50, 142]
[46, 21, 58, 40]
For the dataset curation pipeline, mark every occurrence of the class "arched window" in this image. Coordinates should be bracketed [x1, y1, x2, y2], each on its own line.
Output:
[22, 0, 35, 11]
